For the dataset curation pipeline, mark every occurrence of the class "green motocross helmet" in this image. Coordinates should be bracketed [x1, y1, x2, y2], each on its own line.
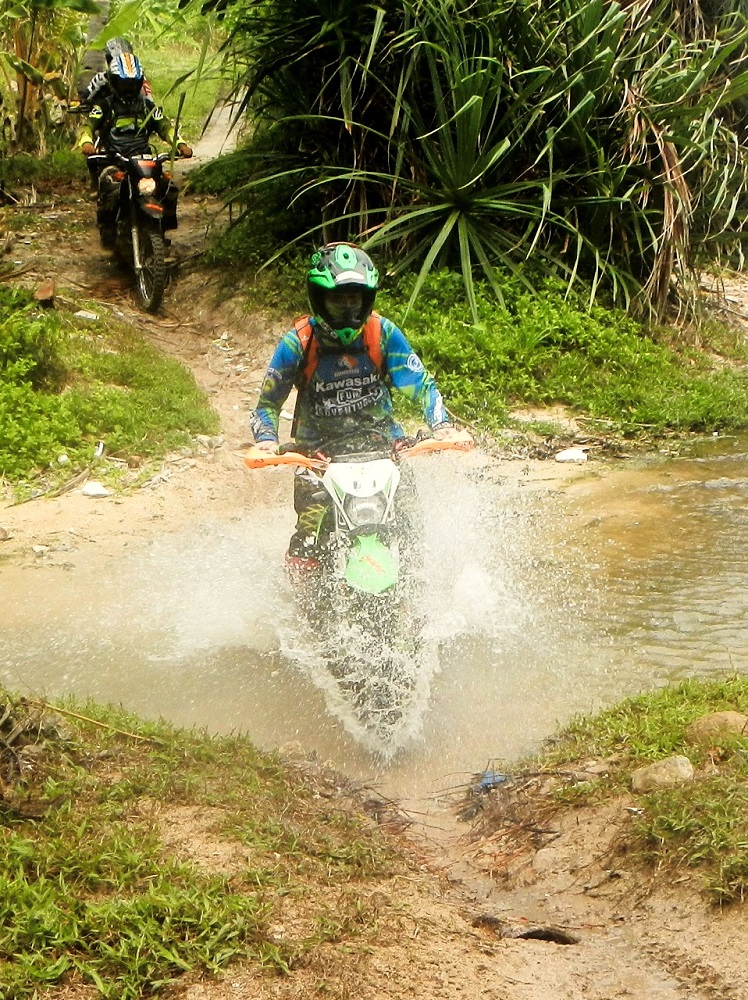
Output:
[307, 243, 379, 346]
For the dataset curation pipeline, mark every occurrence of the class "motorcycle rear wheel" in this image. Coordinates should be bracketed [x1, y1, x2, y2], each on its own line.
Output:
[135, 219, 166, 313]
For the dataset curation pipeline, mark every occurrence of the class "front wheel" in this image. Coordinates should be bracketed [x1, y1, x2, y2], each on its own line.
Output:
[134, 219, 166, 312]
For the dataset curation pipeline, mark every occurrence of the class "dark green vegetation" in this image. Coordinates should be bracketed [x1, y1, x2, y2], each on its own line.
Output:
[0, 691, 401, 998]
[524, 677, 748, 903]
[377, 272, 748, 436]
[0, 0, 100, 154]
[0, 286, 218, 485]
[186, 0, 748, 319]
[0, 150, 84, 187]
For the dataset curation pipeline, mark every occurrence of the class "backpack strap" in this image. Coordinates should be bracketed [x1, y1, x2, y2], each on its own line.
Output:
[362, 311, 384, 374]
[293, 315, 318, 392]
[290, 312, 385, 440]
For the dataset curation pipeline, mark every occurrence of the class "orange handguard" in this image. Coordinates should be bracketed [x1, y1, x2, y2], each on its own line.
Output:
[242, 448, 327, 471]
[398, 429, 474, 459]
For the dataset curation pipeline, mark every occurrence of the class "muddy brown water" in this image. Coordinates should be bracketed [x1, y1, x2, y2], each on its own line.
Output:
[2, 437, 748, 808]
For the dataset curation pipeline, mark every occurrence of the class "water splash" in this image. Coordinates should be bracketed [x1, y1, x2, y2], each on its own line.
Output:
[274, 451, 543, 757]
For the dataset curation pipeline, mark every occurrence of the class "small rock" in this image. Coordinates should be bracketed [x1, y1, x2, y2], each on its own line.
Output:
[631, 755, 694, 793]
[555, 447, 589, 463]
[34, 278, 56, 308]
[57, 453, 70, 465]
[32, 545, 50, 557]
[684, 711, 748, 745]
[0, 527, 11, 541]
[81, 481, 111, 498]
[73, 310, 100, 321]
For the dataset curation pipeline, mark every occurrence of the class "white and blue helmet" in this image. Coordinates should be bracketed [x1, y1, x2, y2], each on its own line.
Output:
[107, 52, 144, 101]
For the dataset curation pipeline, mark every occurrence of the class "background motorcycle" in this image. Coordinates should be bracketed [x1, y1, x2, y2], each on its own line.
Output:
[244, 430, 473, 746]
[87, 148, 179, 312]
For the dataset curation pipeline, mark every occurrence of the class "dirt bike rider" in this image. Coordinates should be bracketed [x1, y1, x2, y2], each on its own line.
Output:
[77, 40, 153, 190]
[251, 242, 469, 573]
[76, 53, 192, 247]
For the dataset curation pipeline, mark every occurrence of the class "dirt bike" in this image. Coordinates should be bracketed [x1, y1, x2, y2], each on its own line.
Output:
[243, 429, 473, 747]
[86, 148, 180, 313]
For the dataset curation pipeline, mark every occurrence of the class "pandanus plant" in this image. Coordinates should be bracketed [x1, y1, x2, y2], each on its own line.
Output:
[193, 0, 748, 318]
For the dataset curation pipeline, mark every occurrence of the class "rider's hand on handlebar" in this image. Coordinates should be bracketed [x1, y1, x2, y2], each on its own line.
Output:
[254, 440, 278, 454]
[177, 142, 193, 159]
[433, 423, 469, 443]
[81, 142, 95, 157]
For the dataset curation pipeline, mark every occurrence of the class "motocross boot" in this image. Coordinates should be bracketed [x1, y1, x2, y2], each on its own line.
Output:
[285, 531, 321, 577]
[99, 225, 116, 250]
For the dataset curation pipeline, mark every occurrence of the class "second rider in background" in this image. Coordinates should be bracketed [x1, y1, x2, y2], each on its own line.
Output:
[76, 52, 192, 248]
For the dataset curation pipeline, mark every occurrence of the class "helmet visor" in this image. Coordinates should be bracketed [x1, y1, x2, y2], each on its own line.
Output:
[111, 76, 142, 100]
[324, 288, 366, 331]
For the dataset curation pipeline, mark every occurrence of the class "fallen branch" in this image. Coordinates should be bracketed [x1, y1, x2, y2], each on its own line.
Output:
[23, 699, 167, 746]
[0, 265, 31, 282]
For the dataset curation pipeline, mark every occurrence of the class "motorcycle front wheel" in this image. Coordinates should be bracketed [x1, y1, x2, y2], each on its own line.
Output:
[134, 219, 166, 313]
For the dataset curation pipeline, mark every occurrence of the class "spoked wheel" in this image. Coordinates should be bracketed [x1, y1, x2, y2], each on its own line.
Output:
[134, 219, 166, 312]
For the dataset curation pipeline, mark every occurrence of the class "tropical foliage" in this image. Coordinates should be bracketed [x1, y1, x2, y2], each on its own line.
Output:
[0, 287, 218, 483]
[0, 0, 99, 153]
[190, 0, 748, 318]
[378, 269, 748, 435]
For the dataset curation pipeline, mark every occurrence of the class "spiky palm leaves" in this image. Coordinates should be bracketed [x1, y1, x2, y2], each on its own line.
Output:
[206, 0, 748, 317]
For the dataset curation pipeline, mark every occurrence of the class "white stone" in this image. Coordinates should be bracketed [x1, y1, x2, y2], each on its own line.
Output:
[82, 481, 111, 498]
[555, 448, 589, 463]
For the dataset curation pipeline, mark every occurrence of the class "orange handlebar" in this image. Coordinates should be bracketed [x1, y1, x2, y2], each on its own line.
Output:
[242, 430, 473, 470]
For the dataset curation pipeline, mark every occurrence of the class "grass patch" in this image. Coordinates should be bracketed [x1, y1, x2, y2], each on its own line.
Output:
[543, 677, 748, 767]
[0, 690, 402, 998]
[134, 42, 228, 144]
[0, 149, 85, 188]
[0, 285, 218, 485]
[505, 677, 748, 903]
[377, 271, 748, 437]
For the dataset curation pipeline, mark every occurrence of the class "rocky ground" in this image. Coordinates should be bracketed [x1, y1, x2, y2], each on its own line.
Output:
[3, 148, 748, 999]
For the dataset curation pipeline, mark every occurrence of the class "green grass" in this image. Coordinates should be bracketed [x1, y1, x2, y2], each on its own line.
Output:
[377, 271, 748, 437]
[134, 42, 228, 144]
[531, 677, 748, 903]
[0, 691, 399, 998]
[0, 149, 85, 187]
[0, 286, 218, 485]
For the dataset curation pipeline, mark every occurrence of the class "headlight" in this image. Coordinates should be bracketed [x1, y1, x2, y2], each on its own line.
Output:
[138, 177, 157, 195]
[344, 493, 388, 527]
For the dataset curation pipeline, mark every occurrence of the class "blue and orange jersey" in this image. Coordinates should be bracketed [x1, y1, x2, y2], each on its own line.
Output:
[251, 313, 449, 450]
